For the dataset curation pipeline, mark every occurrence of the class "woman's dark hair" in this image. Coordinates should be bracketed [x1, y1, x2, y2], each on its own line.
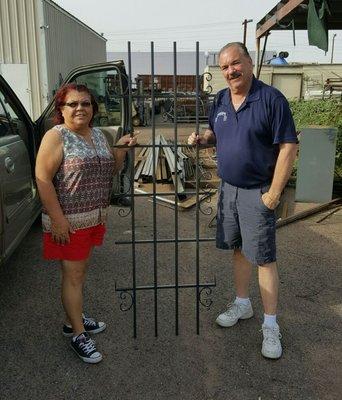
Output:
[53, 83, 98, 125]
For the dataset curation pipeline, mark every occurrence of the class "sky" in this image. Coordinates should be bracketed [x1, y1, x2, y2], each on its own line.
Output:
[54, 0, 341, 63]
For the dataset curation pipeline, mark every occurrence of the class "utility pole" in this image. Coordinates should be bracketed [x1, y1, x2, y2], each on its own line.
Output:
[330, 33, 337, 64]
[242, 19, 253, 45]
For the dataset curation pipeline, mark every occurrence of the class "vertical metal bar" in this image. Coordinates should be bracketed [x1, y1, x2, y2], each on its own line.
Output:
[292, 20, 296, 47]
[257, 33, 269, 79]
[255, 38, 260, 77]
[127, 41, 137, 338]
[151, 41, 158, 337]
[195, 41, 200, 335]
[173, 41, 179, 336]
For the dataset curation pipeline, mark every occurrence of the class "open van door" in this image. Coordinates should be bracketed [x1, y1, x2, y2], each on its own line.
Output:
[0, 75, 40, 263]
[37, 61, 129, 148]
[36, 60, 130, 199]
[0, 60, 129, 265]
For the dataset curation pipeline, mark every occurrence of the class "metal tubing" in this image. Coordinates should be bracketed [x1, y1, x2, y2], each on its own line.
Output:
[195, 42, 200, 335]
[115, 144, 202, 149]
[151, 42, 158, 337]
[173, 41, 179, 335]
[123, 92, 206, 100]
[127, 41, 137, 338]
[276, 198, 341, 228]
[131, 190, 215, 197]
[116, 282, 216, 292]
[115, 237, 216, 245]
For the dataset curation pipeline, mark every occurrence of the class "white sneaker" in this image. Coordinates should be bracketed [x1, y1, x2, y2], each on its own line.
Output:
[261, 324, 282, 359]
[216, 302, 254, 327]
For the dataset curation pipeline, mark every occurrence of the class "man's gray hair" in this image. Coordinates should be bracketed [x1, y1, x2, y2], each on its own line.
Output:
[218, 42, 252, 60]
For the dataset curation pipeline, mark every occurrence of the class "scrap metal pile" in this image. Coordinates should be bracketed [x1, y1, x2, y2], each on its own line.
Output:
[162, 96, 210, 123]
[134, 135, 193, 193]
[134, 135, 218, 208]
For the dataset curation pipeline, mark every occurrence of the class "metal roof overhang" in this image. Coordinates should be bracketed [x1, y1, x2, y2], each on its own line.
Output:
[256, 0, 342, 39]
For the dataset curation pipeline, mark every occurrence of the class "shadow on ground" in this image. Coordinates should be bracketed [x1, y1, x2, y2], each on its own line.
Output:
[0, 200, 341, 400]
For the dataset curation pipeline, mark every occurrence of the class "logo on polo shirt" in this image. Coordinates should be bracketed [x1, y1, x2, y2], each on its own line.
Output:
[215, 111, 227, 123]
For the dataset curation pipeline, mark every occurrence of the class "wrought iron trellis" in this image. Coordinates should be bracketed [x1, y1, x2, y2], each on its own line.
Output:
[114, 41, 216, 338]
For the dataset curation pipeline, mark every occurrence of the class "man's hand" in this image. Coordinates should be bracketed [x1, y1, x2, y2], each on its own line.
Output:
[261, 192, 280, 210]
[188, 129, 216, 146]
[187, 132, 204, 145]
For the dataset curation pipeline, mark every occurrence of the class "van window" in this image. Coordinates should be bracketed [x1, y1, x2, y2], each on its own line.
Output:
[0, 91, 29, 146]
[0, 98, 12, 137]
[73, 69, 123, 128]
[40, 68, 125, 147]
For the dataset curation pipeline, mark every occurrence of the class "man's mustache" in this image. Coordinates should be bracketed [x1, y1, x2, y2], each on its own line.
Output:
[228, 72, 242, 79]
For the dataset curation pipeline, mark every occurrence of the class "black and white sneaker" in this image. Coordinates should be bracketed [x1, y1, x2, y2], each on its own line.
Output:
[63, 314, 106, 337]
[71, 332, 103, 364]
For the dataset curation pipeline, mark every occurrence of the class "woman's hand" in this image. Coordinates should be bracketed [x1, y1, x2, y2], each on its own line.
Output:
[50, 216, 75, 245]
[116, 132, 138, 150]
[113, 132, 139, 174]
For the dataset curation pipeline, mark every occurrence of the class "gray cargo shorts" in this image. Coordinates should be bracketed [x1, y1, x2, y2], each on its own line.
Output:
[216, 180, 276, 266]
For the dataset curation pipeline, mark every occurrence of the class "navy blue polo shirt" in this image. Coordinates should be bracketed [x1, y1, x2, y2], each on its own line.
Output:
[209, 77, 297, 188]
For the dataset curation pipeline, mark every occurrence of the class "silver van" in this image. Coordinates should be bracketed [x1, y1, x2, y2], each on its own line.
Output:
[0, 61, 129, 265]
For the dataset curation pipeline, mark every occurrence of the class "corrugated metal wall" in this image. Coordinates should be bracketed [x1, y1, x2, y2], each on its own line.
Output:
[42, 0, 106, 100]
[0, 0, 106, 119]
[0, 0, 45, 118]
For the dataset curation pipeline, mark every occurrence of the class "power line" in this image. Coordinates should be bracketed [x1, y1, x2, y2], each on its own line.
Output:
[107, 34, 244, 42]
[104, 20, 241, 35]
[106, 29, 242, 38]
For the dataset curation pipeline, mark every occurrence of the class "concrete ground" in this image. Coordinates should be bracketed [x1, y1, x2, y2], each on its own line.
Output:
[0, 197, 341, 400]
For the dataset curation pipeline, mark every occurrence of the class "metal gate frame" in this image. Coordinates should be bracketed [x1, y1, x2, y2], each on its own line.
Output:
[114, 42, 216, 338]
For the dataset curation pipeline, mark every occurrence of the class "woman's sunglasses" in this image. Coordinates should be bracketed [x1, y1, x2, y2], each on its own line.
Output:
[63, 101, 92, 108]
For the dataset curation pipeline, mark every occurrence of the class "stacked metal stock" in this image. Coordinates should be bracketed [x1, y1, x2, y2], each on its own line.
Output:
[134, 135, 193, 193]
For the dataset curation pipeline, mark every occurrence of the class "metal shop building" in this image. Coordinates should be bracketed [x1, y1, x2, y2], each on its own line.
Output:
[204, 63, 342, 100]
[0, 0, 106, 119]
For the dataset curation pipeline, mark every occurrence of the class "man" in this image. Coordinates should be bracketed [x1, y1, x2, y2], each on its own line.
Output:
[188, 42, 297, 359]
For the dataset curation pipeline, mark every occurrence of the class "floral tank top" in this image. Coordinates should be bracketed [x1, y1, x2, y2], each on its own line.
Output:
[42, 125, 115, 232]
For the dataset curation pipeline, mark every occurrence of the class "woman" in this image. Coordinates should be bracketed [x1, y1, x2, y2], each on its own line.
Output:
[35, 83, 136, 364]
